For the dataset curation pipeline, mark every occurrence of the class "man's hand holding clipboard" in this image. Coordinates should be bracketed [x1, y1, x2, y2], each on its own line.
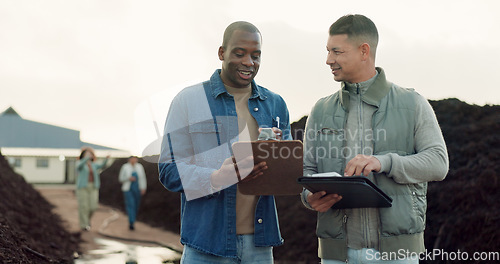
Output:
[231, 127, 304, 196]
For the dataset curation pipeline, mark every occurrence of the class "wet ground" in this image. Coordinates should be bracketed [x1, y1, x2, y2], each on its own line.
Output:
[75, 238, 179, 264]
[36, 185, 183, 264]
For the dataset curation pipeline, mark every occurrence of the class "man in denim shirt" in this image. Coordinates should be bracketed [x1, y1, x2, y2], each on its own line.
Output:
[159, 21, 291, 263]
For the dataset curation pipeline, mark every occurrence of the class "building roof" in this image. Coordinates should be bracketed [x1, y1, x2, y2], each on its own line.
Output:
[0, 107, 122, 151]
[2, 106, 20, 116]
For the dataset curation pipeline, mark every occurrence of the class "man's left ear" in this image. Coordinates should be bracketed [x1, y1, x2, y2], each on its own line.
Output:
[360, 43, 370, 60]
[218, 46, 225, 61]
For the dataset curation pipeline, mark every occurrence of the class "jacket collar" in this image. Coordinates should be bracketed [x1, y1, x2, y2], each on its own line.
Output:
[339, 67, 391, 110]
[209, 69, 267, 100]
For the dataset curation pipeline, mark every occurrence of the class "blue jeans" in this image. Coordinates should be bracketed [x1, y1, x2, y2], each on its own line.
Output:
[322, 248, 419, 264]
[124, 187, 141, 225]
[180, 234, 273, 264]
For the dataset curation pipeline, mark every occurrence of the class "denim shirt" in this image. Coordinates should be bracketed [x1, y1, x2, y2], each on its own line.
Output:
[158, 69, 291, 258]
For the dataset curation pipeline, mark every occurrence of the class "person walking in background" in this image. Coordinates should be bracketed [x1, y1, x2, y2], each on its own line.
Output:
[76, 147, 109, 231]
[301, 14, 449, 263]
[159, 21, 291, 263]
[119, 156, 147, 231]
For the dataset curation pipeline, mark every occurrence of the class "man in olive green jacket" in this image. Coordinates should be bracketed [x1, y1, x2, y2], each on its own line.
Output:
[301, 14, 449, 263]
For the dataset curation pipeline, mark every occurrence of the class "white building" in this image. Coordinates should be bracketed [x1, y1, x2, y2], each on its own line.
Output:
[0, 107, 129, 183]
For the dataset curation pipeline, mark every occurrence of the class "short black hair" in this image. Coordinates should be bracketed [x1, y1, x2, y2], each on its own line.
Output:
[329, 14, 379, 57]
[222, 21, 261, 49]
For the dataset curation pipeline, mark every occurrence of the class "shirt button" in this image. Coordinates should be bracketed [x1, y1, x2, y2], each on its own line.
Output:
[253, 107, 259, 112]
[257, 218, 263, 224]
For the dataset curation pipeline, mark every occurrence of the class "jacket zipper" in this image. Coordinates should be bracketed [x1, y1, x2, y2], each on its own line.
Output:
[357, 84, 364, 157]
[341, 106, 349, 174]
[343, 211, 349, 263]
[358, 84, 372, 248]
[372, 174, 383, 252]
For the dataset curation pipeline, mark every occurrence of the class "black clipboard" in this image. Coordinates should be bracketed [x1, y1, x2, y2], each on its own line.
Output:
[232, 140, 303, 196]
[297, 176, 392, 209]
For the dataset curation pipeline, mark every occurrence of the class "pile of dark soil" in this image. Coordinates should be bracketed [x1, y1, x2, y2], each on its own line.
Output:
[0, 153, 80, 263]
[424, 99, 499, 259]
[98, 98, 499, 263]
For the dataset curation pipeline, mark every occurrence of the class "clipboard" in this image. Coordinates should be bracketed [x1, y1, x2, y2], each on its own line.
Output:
[297, 176, 393, 209]
[232, 140, 303, 196]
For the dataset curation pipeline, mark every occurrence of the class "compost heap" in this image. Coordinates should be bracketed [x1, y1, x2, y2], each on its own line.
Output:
[0, 153, 80, 263]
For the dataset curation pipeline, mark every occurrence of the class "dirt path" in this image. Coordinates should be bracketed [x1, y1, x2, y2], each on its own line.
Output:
[35, 185, 183, 261]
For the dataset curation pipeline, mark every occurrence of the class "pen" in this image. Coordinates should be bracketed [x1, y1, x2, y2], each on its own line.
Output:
[276, 116, 280, 139]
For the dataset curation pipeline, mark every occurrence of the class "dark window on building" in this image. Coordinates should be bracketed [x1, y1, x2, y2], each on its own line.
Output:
[36, 158, 49, 168]
[13, 158, 21, 168]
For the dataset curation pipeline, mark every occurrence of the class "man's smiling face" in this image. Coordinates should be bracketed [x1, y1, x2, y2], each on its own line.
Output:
[219, 30, 262, 88]
[326, 34, 365, 83]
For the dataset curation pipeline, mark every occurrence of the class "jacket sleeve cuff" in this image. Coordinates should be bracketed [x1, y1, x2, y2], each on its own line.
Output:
[301, 188, 315, 210]
[374, 154, 392, 174]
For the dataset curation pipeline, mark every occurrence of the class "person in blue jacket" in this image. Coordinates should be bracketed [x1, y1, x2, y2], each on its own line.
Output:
[158, 21, 291, 263]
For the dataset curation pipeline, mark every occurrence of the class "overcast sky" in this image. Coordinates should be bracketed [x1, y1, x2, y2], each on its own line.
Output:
[1, 0, 499, 156]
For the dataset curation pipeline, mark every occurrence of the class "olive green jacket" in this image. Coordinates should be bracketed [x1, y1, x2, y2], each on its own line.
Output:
[302, 68, 448, 261]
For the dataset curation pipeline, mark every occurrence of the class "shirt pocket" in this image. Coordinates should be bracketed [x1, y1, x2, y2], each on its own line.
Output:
[188, 120, 226, 167]
[188, 120, 220, 133]
[188, 120, 222, 150]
